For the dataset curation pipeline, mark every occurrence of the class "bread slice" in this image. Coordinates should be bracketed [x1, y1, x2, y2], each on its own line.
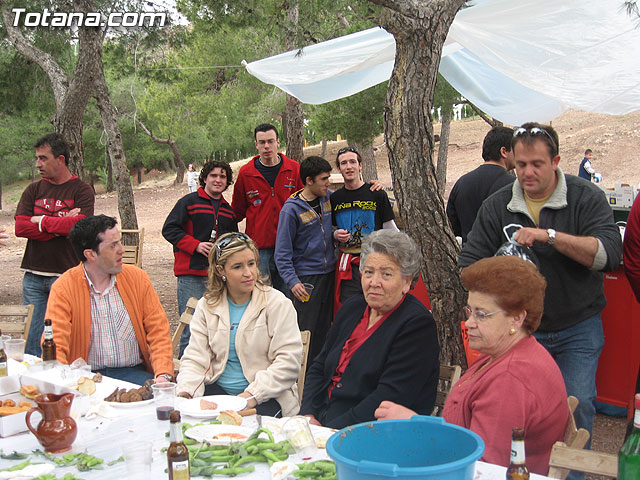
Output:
[200, 398, 218, 410]
[218, 410, 242, 426]
[19, 385, 39, 400]
[77, 377, 96, 395]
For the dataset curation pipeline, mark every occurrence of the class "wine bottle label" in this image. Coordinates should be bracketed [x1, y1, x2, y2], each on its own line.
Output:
[171, 460, 189, 479]
[634, 409, 640, 428]
[510, 440, 526, 464]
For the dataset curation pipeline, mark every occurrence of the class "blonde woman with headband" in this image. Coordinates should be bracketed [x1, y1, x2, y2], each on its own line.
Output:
[177, 232, 302, 416]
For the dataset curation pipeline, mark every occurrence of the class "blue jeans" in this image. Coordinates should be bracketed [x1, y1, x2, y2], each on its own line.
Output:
[94, 363, 153, 386]
[23, 272, 59, 357]
[534, 313, 604, 451]
[258, 248, 286, 293]
[177, 275, 208, 357]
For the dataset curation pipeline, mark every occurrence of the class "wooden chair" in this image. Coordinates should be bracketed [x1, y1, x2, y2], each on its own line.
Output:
[547, 442, 617, 478]
[121, 228, 145, 268]
[171, 297, 199, 372]
[431, 364, 462, 416]
[547, 396, 591, 479]
[0, 304, 34, 340]
[298, 330, 311, 405]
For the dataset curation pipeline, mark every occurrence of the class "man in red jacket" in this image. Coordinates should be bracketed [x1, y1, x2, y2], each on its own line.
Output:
[232, 123, 303, 291]
[15, 133, 95, 357]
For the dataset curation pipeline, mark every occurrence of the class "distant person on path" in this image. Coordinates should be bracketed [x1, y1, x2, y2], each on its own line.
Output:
[578, 149, 595, 181]
[163, 160, 238, 356]
[275, 156, 336, 362]
[459, 123, 623, 456]
[15, 133, 95, 357]
[331, 146, 397, 309]
[186, 164, 199, 193]
[0, 227, 8, 246]
[232, 123, 303, 292]
[446, 126, 515, 244]
[46, 215, 174, 385]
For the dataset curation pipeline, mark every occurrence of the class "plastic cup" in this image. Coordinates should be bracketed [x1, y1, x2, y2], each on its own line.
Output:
[282, 415, 316, 456]
[4, 338, 25, 361]
[122, 441, 152, 479]
[151, 382, 176, 420]
[301, 283, 315, 303]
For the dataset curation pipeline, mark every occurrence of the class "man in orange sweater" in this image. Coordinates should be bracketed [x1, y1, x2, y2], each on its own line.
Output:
[45, 215, 174, 385]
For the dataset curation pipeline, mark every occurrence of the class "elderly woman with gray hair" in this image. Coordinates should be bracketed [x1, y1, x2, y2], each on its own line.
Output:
[299, 230, 440, 429]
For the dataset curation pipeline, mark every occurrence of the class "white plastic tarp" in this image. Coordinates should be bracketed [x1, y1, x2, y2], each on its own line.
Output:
[245, 0, 640, 125]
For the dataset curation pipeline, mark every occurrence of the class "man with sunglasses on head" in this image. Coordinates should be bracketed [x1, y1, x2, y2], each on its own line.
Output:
[232, 123, 304, 292]
[331, 147, 397, 310]
[446, 126, 516, 244]
[163, 160, 238, 356]
[459, 122, 622, 463]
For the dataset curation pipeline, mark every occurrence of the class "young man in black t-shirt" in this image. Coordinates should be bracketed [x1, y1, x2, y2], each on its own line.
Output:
[331, 147, 397, 310]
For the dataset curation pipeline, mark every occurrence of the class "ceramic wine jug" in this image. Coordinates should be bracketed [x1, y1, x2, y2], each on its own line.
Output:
[26, 392, 77, 453]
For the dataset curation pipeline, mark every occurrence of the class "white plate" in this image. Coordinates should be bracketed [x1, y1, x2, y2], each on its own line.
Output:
[185, 424, 254, 444]
[178, 395, 247, 418]
[104, 398, 154, 408]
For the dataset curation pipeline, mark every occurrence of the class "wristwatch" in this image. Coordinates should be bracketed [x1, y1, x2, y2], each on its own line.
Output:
[157, 373, 172, 383]
[546, 228, 556, 246]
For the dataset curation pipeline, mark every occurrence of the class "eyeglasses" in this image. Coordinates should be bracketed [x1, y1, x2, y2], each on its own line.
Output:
[513, 126, 558, 154]
[215, 232, 251, 261]
[464, 306, 505, 322]
[337, 147, 359, 157]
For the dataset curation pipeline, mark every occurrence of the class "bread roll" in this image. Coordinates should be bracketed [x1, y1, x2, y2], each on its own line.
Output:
[218, 410, 242, 426]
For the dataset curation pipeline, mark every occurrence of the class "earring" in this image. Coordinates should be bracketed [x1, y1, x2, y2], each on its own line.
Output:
[509, 327, 516, 335]
[222, 275, 227, 283]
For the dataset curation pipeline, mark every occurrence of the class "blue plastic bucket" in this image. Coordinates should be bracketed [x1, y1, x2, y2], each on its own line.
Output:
[326, 416, 484, 480]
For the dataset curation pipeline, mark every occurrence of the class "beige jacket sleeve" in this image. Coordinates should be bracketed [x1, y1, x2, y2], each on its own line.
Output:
[176, 297, 223, 398]
[241, 289, 302, 409]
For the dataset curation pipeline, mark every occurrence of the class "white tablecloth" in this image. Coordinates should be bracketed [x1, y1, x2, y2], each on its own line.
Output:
[0, 372, 552, 479]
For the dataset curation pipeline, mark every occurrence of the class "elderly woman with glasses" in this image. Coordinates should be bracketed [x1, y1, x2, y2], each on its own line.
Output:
[376, 256, 569, 475]
[300, 230, 440, 429]
[176, 232, 303, 416]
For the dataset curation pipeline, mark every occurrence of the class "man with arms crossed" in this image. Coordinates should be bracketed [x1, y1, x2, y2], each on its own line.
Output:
[446, 126, 515, 244]
[15, 133, 94, 356]
[331, 147, 397, 309]
[46, 215, 174, 385]
[232, 124, 303, 291]
[275, 157, 336, 361]
[459, 123, 622, 458]
[163, 160, 237, 356]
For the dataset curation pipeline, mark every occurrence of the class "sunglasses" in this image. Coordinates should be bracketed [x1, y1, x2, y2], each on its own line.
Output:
[337, 147, 359, 157]
[513, 126, 558, 154]
[215, 232, 251, 262]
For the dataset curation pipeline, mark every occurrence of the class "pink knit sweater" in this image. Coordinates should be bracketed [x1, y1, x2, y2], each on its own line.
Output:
[442, 335, 568, 475]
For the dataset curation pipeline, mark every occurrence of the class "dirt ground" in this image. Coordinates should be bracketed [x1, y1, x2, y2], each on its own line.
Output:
[0, 110, 635, 469]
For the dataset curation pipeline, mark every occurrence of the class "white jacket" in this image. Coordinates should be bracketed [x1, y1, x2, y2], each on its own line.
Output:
[177, 285, 302, 416]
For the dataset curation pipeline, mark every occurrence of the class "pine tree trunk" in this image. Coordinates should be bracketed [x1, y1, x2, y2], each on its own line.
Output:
[350, 141, 378, 183]
[436, 104, 452, 195]
[373, 0, 468, 367]
[283, 1, 304, 163]
[106, 148, 114, 193]
[320, 138, 328, 158]
[94, 71, 138, 230]
[169, 141, 186, 184]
